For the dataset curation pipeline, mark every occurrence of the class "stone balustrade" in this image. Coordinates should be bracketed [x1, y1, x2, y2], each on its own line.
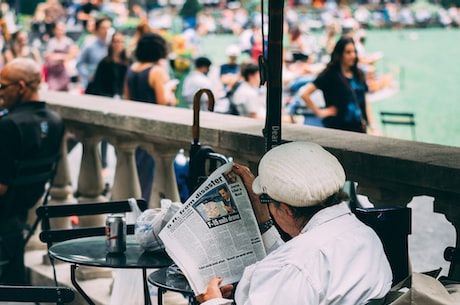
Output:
[39, 90, 460, 281]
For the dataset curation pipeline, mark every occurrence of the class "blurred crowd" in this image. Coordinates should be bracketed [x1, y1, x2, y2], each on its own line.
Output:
[0, 0, 454, 122]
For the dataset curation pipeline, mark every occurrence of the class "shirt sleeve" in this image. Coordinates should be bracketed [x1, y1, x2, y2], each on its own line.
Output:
[313, 71, 329, 91]
[235, 263, 317, 305]
[201, 298, 233, 305]
[76, 46, 90, 86]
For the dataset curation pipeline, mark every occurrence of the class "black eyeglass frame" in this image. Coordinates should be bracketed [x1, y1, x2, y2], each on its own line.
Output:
[0, 81, 19, 91]
[259, 193, 280, 205]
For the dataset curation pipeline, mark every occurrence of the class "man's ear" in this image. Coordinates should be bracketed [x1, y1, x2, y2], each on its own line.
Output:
[279, 202, 294, 217]
[18, 80, 26, 92]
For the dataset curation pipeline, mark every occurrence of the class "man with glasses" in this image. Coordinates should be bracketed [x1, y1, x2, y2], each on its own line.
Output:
[0, 57, 64, 284]
[197, 141, 392, 305]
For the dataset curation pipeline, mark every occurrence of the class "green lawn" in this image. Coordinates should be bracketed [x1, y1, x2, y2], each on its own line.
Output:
[199, 29, 460, 148]
[365, 28, 460, 147]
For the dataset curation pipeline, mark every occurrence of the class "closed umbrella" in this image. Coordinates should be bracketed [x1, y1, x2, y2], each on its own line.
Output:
[186, 89, 230, 194]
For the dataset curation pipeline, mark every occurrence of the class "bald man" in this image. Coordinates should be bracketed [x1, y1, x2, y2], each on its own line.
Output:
[0, 58, 64, 284]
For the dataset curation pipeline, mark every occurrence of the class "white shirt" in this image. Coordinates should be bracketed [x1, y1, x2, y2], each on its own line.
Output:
[232, 82, 266, 118]
[202, 203, 392, 305]
[181, 71, 214, 110]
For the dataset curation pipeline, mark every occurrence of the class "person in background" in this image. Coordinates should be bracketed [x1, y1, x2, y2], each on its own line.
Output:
[124, 32, 177, 204]
[287, 25, 310, 62]
[76, 0, 102, 30]
[232, 62, 266, 119]
[90, 31, 129, 174]
[3, 30, 41, 66]
[76, 15, 112, 93]
[127, 20, 152, 61]
[219, 44, 241, 95]
[0, 58, 64, 284]
[197, 141, 392, 305]
[44, 21, 77, 92]
[32, 0, 66, 43]
[181, 56, 215, 110]
[300, 36, 378, 134]
[91, 31, 128, 98]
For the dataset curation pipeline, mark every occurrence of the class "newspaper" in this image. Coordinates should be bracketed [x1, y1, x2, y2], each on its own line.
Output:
[159, 162, 266, 295]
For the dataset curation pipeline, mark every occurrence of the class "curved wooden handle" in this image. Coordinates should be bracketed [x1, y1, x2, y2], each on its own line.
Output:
[192, 89, 215, 143]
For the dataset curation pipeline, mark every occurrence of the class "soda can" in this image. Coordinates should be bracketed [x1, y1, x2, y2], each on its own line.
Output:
[105, 214, 126, 253]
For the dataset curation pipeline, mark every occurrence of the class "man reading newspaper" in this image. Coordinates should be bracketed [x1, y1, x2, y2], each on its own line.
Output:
[161, 142, 392, 305]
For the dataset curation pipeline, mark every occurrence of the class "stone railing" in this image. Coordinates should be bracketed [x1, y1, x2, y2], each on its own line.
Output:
[38, 90, 460, 281]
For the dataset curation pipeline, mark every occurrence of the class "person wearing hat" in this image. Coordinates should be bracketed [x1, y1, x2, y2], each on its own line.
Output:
[197, 141, 392, 305]
[220, 44, 241, 94]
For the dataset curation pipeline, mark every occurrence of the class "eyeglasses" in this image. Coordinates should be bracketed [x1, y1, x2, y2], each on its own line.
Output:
[0, 82, 19, 91]
[259, 193, 278, 205]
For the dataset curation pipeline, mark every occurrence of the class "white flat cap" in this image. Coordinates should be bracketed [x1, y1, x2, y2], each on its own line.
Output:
[252, 142, 346, 207]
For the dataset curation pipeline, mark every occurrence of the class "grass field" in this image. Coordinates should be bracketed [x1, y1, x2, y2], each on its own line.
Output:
[199, 28, 460, 148]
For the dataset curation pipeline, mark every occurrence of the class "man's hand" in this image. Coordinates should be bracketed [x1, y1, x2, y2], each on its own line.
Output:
[195, 277, 233, 303]
[232, 164, 271, 225]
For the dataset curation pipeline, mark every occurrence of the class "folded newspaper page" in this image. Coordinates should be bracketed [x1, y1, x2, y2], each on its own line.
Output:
[159, 162, 266, 295]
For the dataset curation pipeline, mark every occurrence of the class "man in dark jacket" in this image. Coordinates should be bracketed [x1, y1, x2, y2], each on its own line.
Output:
[0, 57, 64, 284]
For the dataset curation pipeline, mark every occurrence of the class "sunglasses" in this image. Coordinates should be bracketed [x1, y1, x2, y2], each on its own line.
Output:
[0, 82, 19, 91]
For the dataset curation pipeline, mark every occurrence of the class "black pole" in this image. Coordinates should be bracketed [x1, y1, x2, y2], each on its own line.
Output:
[264, 1, 292, 242]
[264, 0, 284, 152]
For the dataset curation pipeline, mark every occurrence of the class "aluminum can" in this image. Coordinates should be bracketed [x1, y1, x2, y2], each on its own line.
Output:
[105, 214, 126, 253]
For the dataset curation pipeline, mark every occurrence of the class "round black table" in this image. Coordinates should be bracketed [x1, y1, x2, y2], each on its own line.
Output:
[49, 235, 173, 305]
[148, 267, 198, 305]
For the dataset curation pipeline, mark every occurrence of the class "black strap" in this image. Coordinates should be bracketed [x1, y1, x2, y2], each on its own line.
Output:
[337, 72, 362, 111]
[337, 71, 366, 125]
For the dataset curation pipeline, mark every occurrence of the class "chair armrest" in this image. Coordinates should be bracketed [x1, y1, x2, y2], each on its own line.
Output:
[0, 285, 74, 303]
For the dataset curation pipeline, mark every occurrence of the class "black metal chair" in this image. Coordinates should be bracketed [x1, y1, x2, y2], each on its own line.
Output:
[37, 198, 148, 248]
[0, 152, 61, 283]
[0, 285, 75, 305]
[380, 111, 416, 140]
[36, 198, 148, 304]
[6, 152, 61, 241]
[353, 206, 412, 286]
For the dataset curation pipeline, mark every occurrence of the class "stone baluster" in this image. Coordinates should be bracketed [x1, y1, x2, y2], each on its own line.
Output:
[110, 141, 141, 200]
[76, 134, 107, 228]
[50, 137, 77, 206]
[146, 144, 181, 208]
[47, 139, 77, 231]
[26, 138, 76, 251]
[434, 196, 460, 281]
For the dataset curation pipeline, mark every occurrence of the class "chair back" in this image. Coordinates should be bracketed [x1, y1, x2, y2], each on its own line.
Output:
[36, 198, 147, 286]
[37, 198, 148, 247]
[4, 152, 60, 212]
[380, 111, 416, 140]
[0, 153, 60, 278]
[0, 285, 74, 305]
[353, 206, 411, 285]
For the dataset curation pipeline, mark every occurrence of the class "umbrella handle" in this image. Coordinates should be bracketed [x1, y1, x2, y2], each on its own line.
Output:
[192, 89, 215, 143]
